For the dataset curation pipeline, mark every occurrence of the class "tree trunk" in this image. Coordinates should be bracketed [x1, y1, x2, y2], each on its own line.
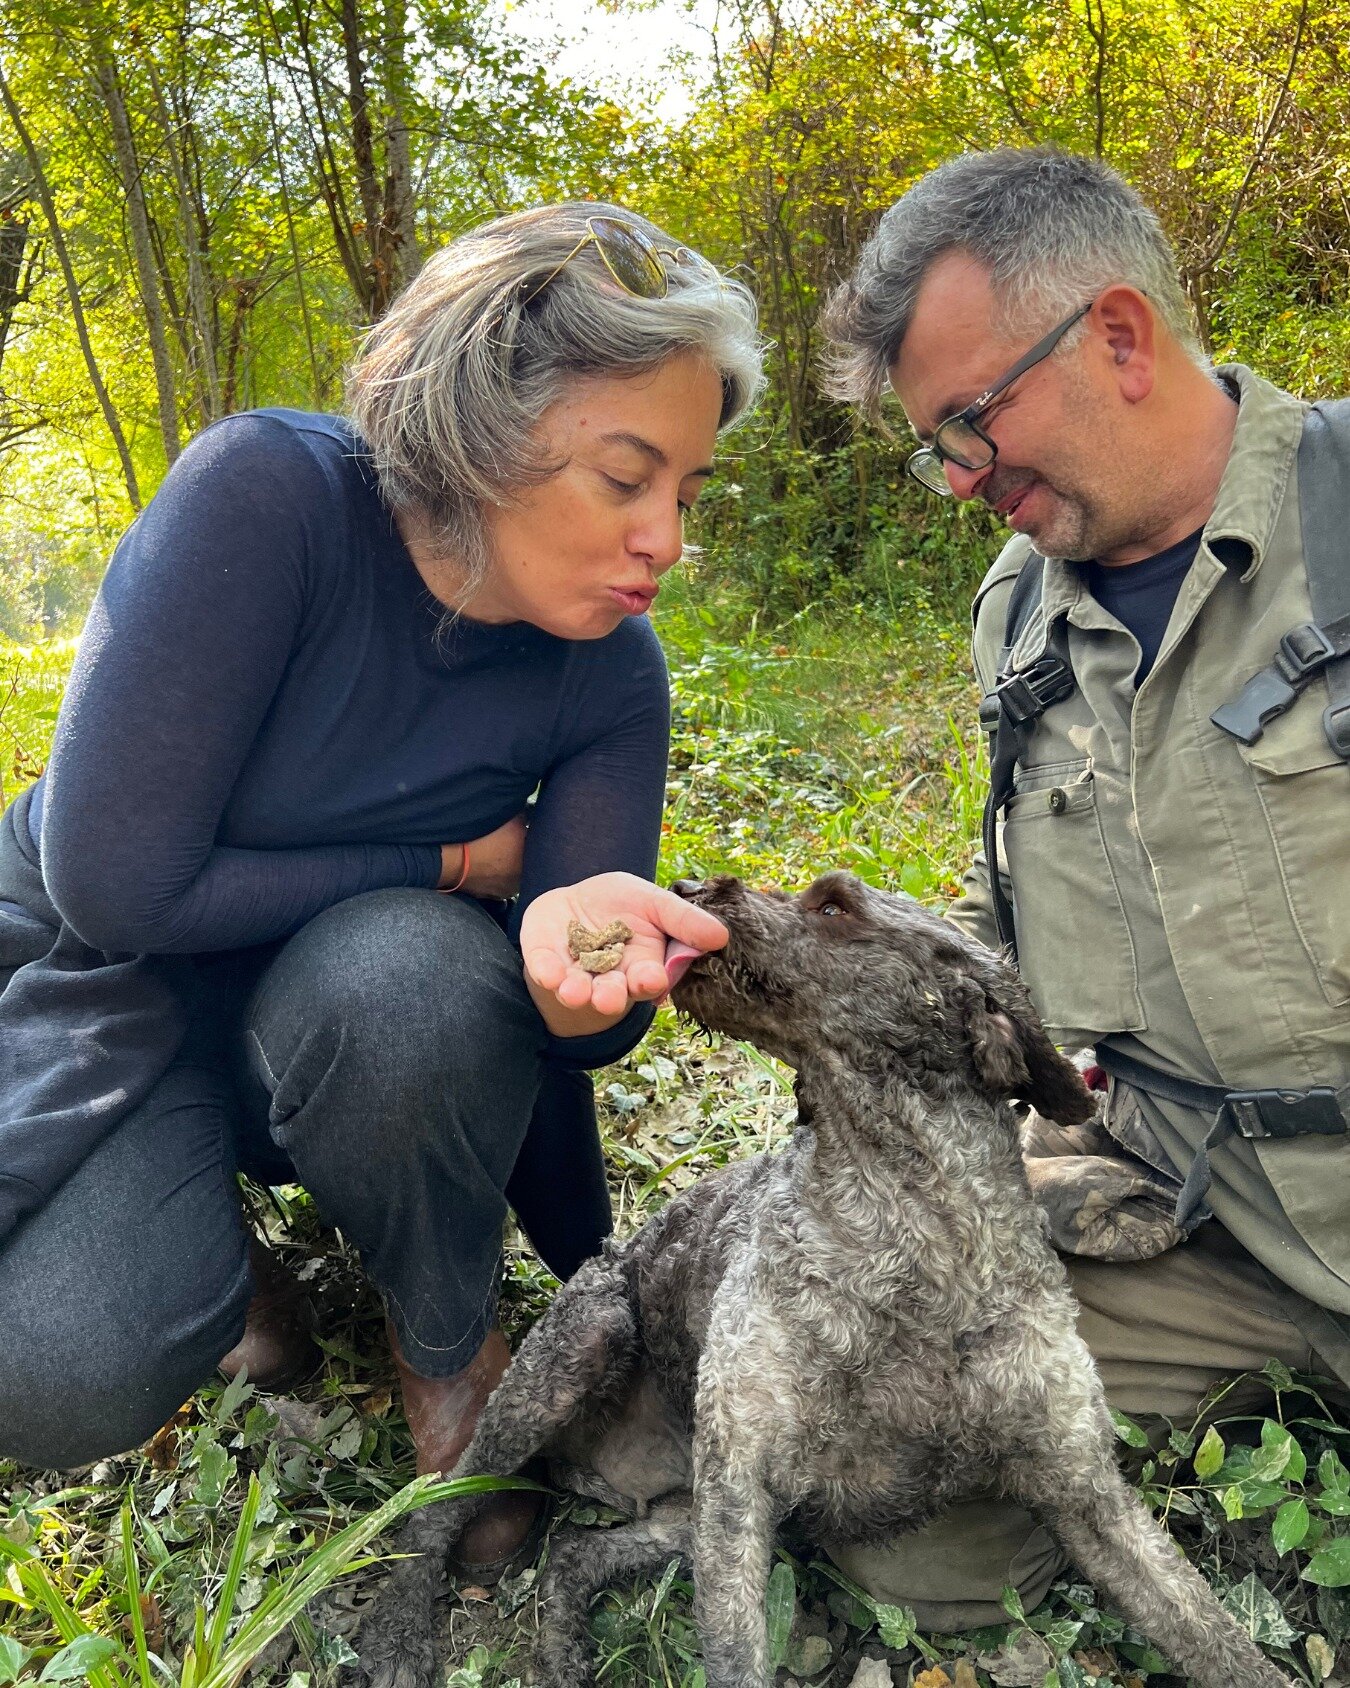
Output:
[93, 48, 180, 465]
[0, 59, 142, 509]
[142, 51, 221, 423]
[381, 0, 420, 301]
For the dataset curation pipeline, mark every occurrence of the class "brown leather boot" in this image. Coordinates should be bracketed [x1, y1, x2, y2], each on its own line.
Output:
[387, 1319, 545, 1579]
[219, 1235, 319, 1394]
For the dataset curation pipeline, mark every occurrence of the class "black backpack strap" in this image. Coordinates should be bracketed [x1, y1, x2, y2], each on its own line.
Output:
[979, 553, 1075, 959]
[1211, 400, 1350, 760]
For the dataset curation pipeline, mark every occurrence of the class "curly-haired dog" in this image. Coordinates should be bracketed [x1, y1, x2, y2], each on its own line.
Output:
[355, 872, 1291, 1688]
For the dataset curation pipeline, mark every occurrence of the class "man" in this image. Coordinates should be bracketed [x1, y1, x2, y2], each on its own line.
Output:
[821, 146, 1350, 1628]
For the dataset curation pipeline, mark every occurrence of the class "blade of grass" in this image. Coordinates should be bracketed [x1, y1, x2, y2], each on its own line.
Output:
[204, 1477, 262, 1662]
[119, 1504, 154, 1688]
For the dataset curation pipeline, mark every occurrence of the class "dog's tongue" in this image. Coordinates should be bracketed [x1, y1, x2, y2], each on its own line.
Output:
[663, 938, 704, 989]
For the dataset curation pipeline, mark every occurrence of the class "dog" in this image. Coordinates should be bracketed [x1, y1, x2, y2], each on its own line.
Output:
[355, 871, 1291, 1688]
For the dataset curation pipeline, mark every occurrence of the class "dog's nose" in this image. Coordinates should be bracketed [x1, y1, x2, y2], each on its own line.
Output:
[670, 879, 705, 900]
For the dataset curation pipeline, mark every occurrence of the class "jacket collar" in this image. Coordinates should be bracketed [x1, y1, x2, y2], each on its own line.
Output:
[1030, 363, 1304, 646]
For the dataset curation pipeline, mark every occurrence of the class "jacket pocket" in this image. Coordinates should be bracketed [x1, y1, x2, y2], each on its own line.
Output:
[1003, 762, 1145, 1040]
[1239, 715, 1350, 1007]
[1252, 1130, 1350, 1289]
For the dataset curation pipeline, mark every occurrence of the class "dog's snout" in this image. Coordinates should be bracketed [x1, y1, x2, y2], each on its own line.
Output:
[670, 878, 705, 901]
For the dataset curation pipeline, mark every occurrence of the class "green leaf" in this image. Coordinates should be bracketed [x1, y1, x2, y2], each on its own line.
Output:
[1273, 1499, 1311, 1555]
[1037, 1617, 1083, 1654]
[192, 1439, 232, 1508]
[1306, 1633, 1335, 1682]
[1305, 1537, 1350, 1588]
[0, 1636, 32, 1687]
[1250, 1424, 1294, 1482]
[1238, 1478, 1289, 1513]
[1001, 1583, 1027, 1622]
[1319, 1450, 1350, 1493]
[214, 1369, 253, 1424]
[764, 1561, 795, 1669]
[873, 1602, 915, 1650]
[1258, 1420, 1306, 1482]
[1222, 1484, 1245, 1520]
[1221, 1574, 1298, 1647]
[1109, 1408, 1149, 1449]
[1318, 1491, 1350, 1516]
[1261, 1358, 1295, 1390]
[38, 1636, 122, 1683]
[1193, 1424, 1225, 1479]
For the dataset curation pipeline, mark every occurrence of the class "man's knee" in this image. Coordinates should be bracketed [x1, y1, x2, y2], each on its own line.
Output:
[824, 1497, 1065, 1631]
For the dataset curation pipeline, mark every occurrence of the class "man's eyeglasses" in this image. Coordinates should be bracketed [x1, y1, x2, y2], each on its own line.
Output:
[522, 216, 706, 306]
[905, 301, 1094, 496]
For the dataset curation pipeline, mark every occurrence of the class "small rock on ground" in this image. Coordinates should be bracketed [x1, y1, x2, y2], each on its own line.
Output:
[845, 1658, 893, 1688]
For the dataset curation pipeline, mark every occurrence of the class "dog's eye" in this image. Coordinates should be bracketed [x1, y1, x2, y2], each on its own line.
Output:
[817, 901, 845, 917]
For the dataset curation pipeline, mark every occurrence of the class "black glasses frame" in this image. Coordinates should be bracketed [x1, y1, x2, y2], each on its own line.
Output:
[905, 301, 1094, 496]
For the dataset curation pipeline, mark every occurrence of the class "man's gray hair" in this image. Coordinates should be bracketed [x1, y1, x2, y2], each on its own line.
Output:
[823, 148, 1204, 423]
[347, 202, 764, 592]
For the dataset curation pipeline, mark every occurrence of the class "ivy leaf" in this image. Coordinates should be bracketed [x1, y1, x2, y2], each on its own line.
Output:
[0, 1636, 32, 1687]
[38, 1635, 122, 1682]
[873, 1602, 916, 1650]
[1273, 1499, 1311, 1555]
[1258, 1420, 1306, 1483]
[1250, 1424, 1294, 1482]
[1319, 1450, 1350, 1493]
[192, 1437, 233, 1507]
[1109, 1408, 1148, 1449]
[1305, 1633, 1335, 1682]
[1305, 1537, 1350, 1588]
[1193, 1424, 1225, 1479]
[1221, 1573, 1298, 1646]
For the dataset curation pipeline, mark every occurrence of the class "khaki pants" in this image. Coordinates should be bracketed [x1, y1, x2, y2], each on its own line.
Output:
[825, 1223, 1341, 1630]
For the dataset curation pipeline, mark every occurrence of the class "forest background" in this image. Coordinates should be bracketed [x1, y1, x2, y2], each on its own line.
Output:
[0, 0, 1343, 638]
[3, 2, 1350, 1684]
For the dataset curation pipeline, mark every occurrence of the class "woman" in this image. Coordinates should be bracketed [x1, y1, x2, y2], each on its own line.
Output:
[0, 204, 761, 1564]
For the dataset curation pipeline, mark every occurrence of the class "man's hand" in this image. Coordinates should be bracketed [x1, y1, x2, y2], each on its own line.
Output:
[521, 872, 728, 1032]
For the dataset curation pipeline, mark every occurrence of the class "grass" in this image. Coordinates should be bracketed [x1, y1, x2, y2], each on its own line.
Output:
[2, 596, 1347, 1688]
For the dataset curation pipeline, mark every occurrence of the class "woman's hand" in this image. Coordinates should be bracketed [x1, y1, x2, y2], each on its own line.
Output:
[440, 812, 528, 900]
[520, 872, 728, 1033]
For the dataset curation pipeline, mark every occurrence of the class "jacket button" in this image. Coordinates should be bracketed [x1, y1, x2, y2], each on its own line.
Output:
[1047, 787, 1067, 814]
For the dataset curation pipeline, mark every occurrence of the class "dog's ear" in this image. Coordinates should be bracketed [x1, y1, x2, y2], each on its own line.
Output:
[959, 975, 1094, 1126]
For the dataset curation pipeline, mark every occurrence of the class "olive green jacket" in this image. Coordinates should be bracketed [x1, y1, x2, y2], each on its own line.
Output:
[947, 365, 1350, 1378]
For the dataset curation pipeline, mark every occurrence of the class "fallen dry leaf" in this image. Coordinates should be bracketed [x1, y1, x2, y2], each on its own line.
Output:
[913, 1669, 953, 1688]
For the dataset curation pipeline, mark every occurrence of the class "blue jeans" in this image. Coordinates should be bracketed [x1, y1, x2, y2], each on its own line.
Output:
[0, 889, 611, 1469]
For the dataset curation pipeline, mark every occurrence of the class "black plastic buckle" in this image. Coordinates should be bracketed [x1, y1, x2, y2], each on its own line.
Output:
[1276, 623, 1337, 683]
[1223, 1087, 1346, 1140]
[1324, 697, 1350, 762]
[994, 655, 1075, 729]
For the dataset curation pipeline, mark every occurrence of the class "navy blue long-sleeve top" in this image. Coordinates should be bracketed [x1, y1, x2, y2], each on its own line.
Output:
[0, 409, 668, 1239]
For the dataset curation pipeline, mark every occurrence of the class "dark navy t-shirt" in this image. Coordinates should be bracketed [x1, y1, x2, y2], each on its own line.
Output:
[1084, 528, 1203, 683]
[28, 409, 671, 1064]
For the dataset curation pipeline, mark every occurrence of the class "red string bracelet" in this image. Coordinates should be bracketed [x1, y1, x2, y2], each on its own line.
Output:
[438, 842, 470, 894]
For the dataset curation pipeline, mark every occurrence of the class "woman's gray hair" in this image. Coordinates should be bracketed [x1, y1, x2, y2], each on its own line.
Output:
[822, 147, 1204, 424]
[347, 202, 764, 591]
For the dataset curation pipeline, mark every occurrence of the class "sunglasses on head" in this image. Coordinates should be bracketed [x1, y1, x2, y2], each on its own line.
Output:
[522, 215, 707, 306]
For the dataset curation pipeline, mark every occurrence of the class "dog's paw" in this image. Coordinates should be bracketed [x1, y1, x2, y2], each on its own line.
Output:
[352, 1621, 439, 1688]
[532, 1624, 596, 1688]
